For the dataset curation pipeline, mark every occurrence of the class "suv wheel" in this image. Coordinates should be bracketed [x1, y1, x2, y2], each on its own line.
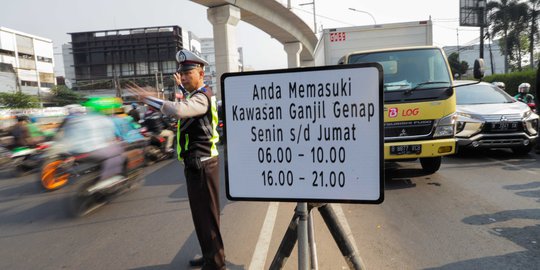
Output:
[512, 145, 533, 155]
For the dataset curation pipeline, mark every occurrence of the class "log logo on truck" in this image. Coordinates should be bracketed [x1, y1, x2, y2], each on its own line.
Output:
[388, 107, 398, 118]
[388, 107, 420, 118]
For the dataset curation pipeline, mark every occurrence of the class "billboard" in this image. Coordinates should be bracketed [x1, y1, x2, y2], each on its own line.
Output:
[460, 0, 487, 27]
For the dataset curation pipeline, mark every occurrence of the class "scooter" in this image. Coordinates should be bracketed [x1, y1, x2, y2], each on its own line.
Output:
[0, 141, 52, 177]
[140, 126, 176, 165]
[39, 141, 145, 192]
[40, 145, 145, 217]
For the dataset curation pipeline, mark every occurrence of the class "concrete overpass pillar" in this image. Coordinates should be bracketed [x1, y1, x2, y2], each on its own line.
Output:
[207, 5, 241, 100]
[284, 42, 303, 68]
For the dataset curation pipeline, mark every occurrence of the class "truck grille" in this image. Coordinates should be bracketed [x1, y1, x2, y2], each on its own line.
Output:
[384, 120, 434, 139]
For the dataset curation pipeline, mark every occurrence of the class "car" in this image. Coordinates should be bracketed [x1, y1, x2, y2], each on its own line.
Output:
[454, 80, 539, 154]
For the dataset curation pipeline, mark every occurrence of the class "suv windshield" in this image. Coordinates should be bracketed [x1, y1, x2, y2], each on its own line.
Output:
[347, 48, 451, 92]
[456, 83, 516, 105]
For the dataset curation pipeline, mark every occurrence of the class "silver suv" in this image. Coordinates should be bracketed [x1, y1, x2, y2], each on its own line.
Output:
[454, 81, 539, 154]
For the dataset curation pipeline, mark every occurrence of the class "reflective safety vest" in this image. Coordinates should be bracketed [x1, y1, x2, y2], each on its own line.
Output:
[176, 87, 219, 160]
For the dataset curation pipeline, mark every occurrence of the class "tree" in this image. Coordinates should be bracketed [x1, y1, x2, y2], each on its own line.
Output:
[448, 52, 469, 78]
[526, 0, 540, 68]
[508, 2, 529, 71]
[487, 0, 528, 72]
[47, 85, 85, 106]
[0, 92, 39, 108]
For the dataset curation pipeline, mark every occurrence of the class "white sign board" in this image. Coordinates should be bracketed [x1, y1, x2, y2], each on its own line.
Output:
[221, 64, 384, 203]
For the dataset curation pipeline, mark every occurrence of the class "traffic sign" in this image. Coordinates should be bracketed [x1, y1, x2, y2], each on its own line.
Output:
[221, 64, 384, 203]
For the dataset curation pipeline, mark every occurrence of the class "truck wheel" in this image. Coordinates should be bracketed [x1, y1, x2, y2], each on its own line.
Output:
[420, 157, 441, 174]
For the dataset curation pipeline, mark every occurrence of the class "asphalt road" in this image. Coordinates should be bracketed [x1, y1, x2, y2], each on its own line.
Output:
[0, 147, 539, 270]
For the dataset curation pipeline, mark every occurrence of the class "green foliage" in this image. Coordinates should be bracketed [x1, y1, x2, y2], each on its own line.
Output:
[48, 85, 86, 106]
[483, 68, 537, 96]
[448, 53, 469, 77]
[0, 92, 39, 108]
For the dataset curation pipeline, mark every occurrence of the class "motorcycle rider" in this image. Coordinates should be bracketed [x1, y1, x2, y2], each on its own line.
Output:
[514, 83, 535, 104]
[492, 81, 506, 90]
[142, 106, 175, 153]
[10, 115, 34, 148]
[128, 103, 141, 123]
[53, 97, 126, 185]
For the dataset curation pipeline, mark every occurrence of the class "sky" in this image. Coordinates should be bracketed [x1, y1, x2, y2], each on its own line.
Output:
[1, 0, 482, 76]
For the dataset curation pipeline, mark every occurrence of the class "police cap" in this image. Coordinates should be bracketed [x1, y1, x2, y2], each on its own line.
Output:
[176, 49, 208, 72]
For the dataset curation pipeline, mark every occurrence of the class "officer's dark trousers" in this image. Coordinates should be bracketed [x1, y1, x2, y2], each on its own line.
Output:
[185, 156, 225, 270]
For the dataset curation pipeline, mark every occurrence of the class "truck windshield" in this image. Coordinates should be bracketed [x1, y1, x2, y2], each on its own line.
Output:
[347, 48, 451, 93]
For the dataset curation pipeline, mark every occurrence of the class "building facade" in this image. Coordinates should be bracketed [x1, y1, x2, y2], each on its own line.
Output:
[443, 41, 505, 76]
[0, 26, 55, 95]
[65, 26, 201, 94]
[200, 37, 243, 100]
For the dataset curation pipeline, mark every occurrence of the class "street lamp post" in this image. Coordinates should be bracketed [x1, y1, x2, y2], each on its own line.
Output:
[300, 1, 317, 33]
[348, 7, 377, 26]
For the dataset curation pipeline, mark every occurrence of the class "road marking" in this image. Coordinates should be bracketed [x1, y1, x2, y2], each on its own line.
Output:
[249, 202, 279, 270]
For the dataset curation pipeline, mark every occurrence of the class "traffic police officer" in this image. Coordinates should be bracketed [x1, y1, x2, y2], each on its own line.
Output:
[160, 49, 224, 269]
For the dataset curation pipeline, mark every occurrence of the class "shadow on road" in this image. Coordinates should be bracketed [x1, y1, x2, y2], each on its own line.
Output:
[135, 155, 243, 269]
[0, 179, 43, 203]
[426, 181, 540, 270]
[383, 161, 439, 190]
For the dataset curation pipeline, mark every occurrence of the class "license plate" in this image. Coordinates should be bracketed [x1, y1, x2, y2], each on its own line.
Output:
[491, 121, 518, 131]
[390, 144, 422, 155]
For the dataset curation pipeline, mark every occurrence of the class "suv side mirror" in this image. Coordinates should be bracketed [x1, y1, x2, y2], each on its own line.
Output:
[473, 58, 485, 79]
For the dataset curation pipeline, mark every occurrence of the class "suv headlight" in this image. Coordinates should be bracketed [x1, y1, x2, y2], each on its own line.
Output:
[522, 110, 539, 135]
[434, 113, 456, 138]
[454, 112, 484, 137]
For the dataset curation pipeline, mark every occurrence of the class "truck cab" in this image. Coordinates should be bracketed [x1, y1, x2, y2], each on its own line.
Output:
[342, 46, 456, 173]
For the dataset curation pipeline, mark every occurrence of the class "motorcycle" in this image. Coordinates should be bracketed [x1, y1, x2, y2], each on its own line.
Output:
[527, 102, 536, 113]
[0, 140, 52, 177]
[40, 143, 145, 217]
[140, 124, 177, 165]
[40, 141, 146, 190]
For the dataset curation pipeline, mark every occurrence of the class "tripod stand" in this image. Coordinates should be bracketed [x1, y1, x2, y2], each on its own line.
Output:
[269, 203, 366, 270]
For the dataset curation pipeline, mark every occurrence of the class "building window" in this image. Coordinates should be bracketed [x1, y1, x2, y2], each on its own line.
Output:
[40, 82, 55, 88]
[0, 49, 15, 57]
[121, 63, 134, 76]
[21, 80, 38, 87]
[162, 61, 176, 74]
[37, 56, 53, 63]
[149, 62, 159, 73]
[18, 52, 34, 59]
[136, 62, 148, 75]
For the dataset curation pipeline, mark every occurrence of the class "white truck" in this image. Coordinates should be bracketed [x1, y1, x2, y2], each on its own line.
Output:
[314, 20, 433, 66]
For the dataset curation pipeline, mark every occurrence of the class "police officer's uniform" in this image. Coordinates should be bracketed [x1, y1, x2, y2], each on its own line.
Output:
[158, 50, 224, 269]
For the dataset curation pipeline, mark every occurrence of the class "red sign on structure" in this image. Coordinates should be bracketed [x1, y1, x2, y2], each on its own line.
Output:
[329, 32, 346, 42]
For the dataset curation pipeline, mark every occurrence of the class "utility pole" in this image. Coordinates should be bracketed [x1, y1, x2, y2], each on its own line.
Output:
[114, 69, 121, 98]
[478, 0, 486, 59]
[300, 1, 317, 33]
[155, 71, 160, 99]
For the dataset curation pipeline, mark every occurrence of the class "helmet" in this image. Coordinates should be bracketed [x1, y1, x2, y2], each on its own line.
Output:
[83, 96, 123, 115]
[16, 114, 29, 122]
[518, 83, 531, 94]
[64, 104, 86, 116]
[492, 81, 505, 90]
